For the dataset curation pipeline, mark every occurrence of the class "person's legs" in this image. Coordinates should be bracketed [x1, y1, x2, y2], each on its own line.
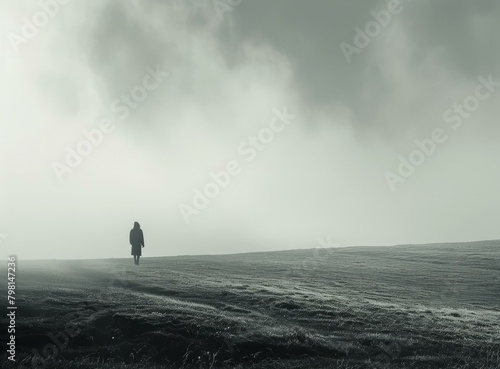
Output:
[137, 255, 140, 265]
[133, 255, 137, 265]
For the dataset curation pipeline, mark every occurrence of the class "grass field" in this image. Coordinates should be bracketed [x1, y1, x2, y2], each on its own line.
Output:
[2, 240, 500, 368]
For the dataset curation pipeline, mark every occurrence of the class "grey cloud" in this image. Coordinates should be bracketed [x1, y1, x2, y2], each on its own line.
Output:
[83, 1, 182, 108]
[209, 0, 500, 138]
[405, 0, 500, 76]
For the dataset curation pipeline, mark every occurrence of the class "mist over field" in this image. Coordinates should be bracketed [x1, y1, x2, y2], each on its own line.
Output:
[1, 0, 500, 368]
[2, 241, 500, 368]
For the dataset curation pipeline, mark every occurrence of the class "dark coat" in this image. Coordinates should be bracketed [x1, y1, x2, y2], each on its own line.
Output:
[130, 227, 144, 256]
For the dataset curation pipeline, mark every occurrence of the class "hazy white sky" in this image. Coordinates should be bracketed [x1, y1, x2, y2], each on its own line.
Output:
[1, 0, 500, 260]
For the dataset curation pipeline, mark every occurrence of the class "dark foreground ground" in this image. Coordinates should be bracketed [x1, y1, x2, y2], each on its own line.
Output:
[1, 240, 500, 368]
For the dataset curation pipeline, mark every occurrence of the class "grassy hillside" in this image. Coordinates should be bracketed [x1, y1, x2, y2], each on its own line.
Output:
[2, 240, 499, 368]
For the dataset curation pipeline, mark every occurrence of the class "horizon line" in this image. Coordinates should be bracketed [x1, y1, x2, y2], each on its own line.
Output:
[8, 238, 500, 262]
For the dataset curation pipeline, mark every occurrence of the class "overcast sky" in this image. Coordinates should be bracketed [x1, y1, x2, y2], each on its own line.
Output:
[1, 0, 500, 260]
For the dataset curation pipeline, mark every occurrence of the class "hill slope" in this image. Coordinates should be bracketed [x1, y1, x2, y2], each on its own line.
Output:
[2, 240, 500, 368]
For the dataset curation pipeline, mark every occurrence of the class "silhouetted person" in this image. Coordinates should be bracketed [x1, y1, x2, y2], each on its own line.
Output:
[130, 221, 144, 265]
